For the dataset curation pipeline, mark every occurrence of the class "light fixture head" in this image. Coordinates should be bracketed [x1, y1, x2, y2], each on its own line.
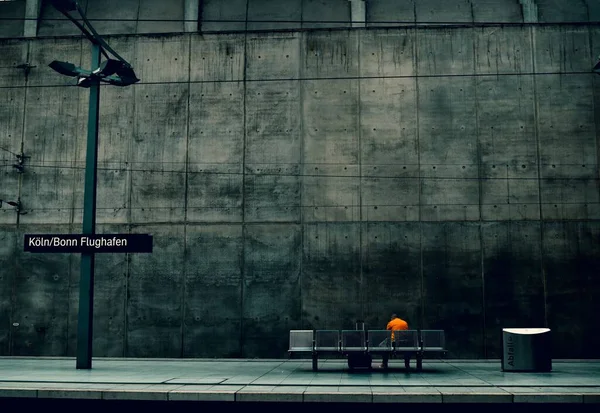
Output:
[93, 59, 123, 77]
[49, 60, 80, 77]
[0, 200, 19, 208]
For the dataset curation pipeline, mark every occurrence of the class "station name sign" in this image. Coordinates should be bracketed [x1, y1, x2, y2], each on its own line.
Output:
[24, 234, 153, 253]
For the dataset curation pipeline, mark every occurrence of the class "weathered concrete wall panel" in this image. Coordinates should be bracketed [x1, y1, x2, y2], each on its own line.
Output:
[481, 221, 545, 358]
[536, 75, 596, 165]
[359, 29, 415, 77]
[471, 0, 523, 23]
[418, 77, 479, 221]
[302, 0, 350, 29]
[187, 81, 244, 223]
[247, 0, 302, 31]
[245, 81, 301, 163]
[302, 76, 360, 223]
[543, 221, 600, 358]
[537, 74, 598, 220]
[303, 165, 360, 222]
[0, 228, 17, 354]
[302, 223, 361, 330]
[190, 34, 245, 82]
[366, 0, 415, 27]
[478, 75, 539, 221]
[422, 222, 483, 358]
[478, 76, 536, 164]
[418, 77, 478, 165]
[134, 35, 190, 83]
[245, 167, 301, 223]
[19, 0, 600, 40]
[186, 169, 243, 223]
[12, 225, 72, 356]
[66, 225, 128, 357]
[130, 83, 188, 223]
[474, 26, 533, 74]
[359, 77, 418, 165]
[137, 0, 184, 34]
[587, 0, 600, 21]
[244, 79, 301, 219]
[201, 0, 247, 32]
[246, 33, 300, 80]
[303, 80, 359, 164]
[0, 0, 25, 38]
[242, 224, 301, 357]
[533, 26, 591, 73]
[188, 82, 244, 164]
[85, 0, 139, 35]
[127, 224, 184, 357]
[2, 20, 600, 359]
[0, 41, 28, 87]
[537, 0, 589, 23]
[0, 85, 24, 225]
[416, 0, 473, 23]
[362, 222, 422, 329]
[19, 83, 83, 225]
[417, 27, 474, 75]
[27, 38, 84, 86]
[304, 31, 358, 78]
[183, 224, 242, 357]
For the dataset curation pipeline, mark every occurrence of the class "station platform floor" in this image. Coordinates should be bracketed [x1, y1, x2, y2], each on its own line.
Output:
[0, 357, 599, 411]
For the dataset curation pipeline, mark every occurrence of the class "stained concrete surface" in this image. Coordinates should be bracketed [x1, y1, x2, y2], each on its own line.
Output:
[0, 14, 599, 361]
[0, 357, 599, 410]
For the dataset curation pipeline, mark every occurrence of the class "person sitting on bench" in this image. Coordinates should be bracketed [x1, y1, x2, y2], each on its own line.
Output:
[380, 313, 411, 369]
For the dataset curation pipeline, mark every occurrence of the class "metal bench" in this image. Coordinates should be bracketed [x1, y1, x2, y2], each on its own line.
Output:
[417, 329, 447, 370]
[288, 329, 447, 371]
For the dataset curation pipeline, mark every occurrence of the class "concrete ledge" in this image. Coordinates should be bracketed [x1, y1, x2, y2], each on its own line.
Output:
[373, 393, 443, 403]
[512, 394, 584, 403]
[584, 394, 600, 404]
[189, 385, 243, 402]
[303, 387, 372, 403]
[101, 390, 169, 401]
[237, 390, 303, 402]
[0, 388, 37, 398]
[169, 391, 237, 402]
[442, 393, 513, 403]
[37, 389, 102, 399]
[167, 384, 213, 401]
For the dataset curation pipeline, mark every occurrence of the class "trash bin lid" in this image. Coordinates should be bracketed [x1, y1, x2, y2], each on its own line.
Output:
[502, 328, 550, 335]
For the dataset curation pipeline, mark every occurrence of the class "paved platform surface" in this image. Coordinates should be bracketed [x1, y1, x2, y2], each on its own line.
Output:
[0, 357, 599, 409]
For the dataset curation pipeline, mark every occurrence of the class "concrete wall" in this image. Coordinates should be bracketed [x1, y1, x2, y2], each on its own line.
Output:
[3, 0, 600, 38]
[1, 21, 599, 358]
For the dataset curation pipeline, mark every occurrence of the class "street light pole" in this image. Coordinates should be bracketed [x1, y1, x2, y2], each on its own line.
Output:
[48, 0, 139, 369]
[76, 42, 101, 369]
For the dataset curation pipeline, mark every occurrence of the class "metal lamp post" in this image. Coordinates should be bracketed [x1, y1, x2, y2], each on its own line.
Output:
[48, 0, 139, 369]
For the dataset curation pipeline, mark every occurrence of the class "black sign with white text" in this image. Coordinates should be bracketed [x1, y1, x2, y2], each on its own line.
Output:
[24, 234, 153, 253]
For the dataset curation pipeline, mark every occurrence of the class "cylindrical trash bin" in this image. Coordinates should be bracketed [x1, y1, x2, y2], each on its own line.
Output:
[501, 328, 552, 372]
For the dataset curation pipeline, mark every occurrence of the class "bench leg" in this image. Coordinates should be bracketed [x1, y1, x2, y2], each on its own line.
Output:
[404, 353, 411, 369]
[381, 354, 389, 369]
[312, 353, 318, 371]
[416, 354, 423, 371]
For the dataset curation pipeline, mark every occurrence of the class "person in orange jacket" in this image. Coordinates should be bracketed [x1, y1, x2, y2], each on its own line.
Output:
[380, 313, 411, 369]
[386, 313, 408, 340]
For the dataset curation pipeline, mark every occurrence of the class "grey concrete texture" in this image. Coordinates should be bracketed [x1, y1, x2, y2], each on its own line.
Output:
[1, 22, 599, 360]
[0, 0, 26, 38]
[5, 0, 600, 39]
[1, 358, 600, 406]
